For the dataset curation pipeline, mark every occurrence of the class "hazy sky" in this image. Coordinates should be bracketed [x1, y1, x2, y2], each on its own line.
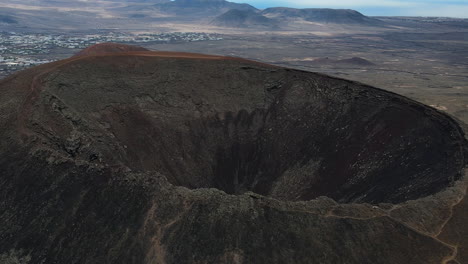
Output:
[231, 0, 468, 18]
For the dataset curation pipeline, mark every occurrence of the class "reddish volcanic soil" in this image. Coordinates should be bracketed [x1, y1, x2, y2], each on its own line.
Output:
[73, 43, 249, 61]
[74, 43, 150, 57]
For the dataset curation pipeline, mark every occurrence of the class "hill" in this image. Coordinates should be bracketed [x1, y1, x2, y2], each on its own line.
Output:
[152, 0, 257, 16]
[211, 9, 278, 28]
[308, 57, 376, 66]
[0, 15, 18, 24]
[262, 7, 382, 25]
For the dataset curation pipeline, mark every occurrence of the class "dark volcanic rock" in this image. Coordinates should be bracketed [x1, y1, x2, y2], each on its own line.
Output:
[0, 43, 467, 263]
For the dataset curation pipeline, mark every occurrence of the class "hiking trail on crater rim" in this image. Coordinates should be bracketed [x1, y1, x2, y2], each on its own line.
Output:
[0, 43, 467, 264]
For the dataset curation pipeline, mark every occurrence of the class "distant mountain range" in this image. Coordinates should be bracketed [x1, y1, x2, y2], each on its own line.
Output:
[0, 0, 386, 31]
[129, 0, 384, 28]
[209, 7, 382, 29]
[150, 0, 257, 16]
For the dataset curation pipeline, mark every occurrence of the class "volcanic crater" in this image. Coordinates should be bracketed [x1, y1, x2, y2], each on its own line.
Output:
[0, 43, 467, 263]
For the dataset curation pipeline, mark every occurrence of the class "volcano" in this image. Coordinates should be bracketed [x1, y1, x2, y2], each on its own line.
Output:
[0, 43, 467, 264]
[211, 9, 278, 29]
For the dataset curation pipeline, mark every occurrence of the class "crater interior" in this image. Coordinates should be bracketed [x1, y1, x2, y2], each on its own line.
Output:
[27, 54, 467, 204]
